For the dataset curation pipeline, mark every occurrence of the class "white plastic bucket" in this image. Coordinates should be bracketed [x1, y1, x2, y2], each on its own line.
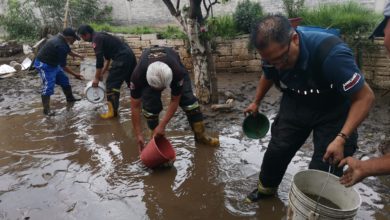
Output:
[288, 169, 361, 220]
[84, 81, 105, 103]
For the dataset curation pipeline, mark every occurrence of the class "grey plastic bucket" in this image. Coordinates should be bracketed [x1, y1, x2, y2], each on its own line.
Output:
[288, 170, 361, 220]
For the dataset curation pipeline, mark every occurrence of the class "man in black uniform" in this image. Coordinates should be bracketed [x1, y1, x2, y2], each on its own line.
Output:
[77, 24, 137, 119]
[34, 27, 84, 116]
[244, 15, 375, 202]
[130, 46, 219, 149]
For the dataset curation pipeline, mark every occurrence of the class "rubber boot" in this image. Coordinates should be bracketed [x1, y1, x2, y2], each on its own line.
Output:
[99, 93, 119, 119]
[62, 85, 81, 102]
[191, 121, 219, 147]
[41, 95, 55, 116]
[100, 101, 115, 119]
[245, 180, 277, 203]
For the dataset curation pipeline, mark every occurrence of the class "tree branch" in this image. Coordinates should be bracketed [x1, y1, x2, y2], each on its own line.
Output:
[176, 0, 180, 12]
[203, 0, 219, 20]
[163, 0, 188, 33]
[162, 0, 179, 16]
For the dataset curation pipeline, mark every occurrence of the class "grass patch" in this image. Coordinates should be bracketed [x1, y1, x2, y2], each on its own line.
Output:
[90, 23, 186, 39]
[298, 1, 382, 36]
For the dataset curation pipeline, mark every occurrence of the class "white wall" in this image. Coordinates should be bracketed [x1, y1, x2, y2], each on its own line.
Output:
[104, 0, 384, 26]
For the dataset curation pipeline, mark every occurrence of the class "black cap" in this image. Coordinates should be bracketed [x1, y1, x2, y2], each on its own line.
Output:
[62, 27, 80, 40]
[77, 24, 94, 35]
[369, 2, 390, 39]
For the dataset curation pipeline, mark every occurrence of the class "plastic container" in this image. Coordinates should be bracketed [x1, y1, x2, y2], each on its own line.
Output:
[297, 25, 341, 37]
[140, 136, 176, 169]
[242, 112, 270, 139]
[288, 169, 361, 220]
[84, 81, 105, 103]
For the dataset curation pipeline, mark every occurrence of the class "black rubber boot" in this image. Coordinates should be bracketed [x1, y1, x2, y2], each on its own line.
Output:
[109, 92, 120, 117]
[245, 181, 277, 203]
[62, 85, 81, 102]
[41, 95, 55, 116]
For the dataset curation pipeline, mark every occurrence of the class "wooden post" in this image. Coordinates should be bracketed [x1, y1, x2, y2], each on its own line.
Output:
[63, 0, 70, 28]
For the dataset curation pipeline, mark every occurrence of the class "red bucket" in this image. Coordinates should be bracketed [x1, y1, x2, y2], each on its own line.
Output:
[140, 136, 176, 168]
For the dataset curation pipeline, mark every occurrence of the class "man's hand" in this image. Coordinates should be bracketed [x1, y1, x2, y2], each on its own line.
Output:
[92, 78, 100, 87]
[323, 136, 345, 165]
[338, 157, 366, 187]
[137, 134, 145, 152]
[153, 124, 166, 138]
[74, 73, 85, 80]
[244, 102, 259, 115]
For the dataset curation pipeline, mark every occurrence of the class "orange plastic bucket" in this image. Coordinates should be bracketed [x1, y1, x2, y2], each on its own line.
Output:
[140, 136, 176, 168]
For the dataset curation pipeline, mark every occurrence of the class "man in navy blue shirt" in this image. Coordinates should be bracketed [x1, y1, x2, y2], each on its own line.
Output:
[34, 28, 84, 116]
[244, 15, 375, 202]
[77, 24, 137, 119]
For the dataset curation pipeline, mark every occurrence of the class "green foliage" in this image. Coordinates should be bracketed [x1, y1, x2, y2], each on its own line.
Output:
[0, 0, 112, 41]
[204, 15, 238, 39]
[0, 0, 41, 41]
[298, 1, 381, 36]
[282, 0, 305, 18]
[233, 0, 264, 34]
[158, 26, 187, 39]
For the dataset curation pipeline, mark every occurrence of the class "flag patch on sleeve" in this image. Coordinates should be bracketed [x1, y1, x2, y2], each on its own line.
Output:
[130, 82, 135, 90]
[343, 73, 361, 91]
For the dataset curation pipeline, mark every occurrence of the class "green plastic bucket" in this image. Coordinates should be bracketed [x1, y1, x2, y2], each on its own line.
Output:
[242, 113, 270, 139]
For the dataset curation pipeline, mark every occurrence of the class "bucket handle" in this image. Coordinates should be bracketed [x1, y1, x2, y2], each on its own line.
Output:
[308, 211, 319, 220]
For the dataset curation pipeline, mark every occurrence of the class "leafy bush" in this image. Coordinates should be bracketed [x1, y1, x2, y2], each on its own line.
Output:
[0, 0, 112, 41]
[0, 0, 41, 41]
[206, 15, 238, 39]
[233, 0, 264, 34]
[298, 2, 381, 36]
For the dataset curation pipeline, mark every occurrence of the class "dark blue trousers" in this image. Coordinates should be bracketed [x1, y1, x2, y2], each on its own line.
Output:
[259, 92, 358, 188]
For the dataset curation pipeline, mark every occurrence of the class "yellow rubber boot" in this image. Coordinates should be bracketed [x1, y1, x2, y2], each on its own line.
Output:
[100, 101, 115, 119]
[192, 121, 220, 147]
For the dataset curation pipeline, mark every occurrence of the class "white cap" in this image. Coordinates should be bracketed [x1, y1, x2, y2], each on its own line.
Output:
[146, 61, 173, 89]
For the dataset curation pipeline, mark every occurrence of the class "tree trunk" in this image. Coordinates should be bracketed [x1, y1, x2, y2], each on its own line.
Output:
[206, 42, 219, 104]
[63, 0, 70, 28]
[162, 0, 218, 104]
[187, 19, 215, 104]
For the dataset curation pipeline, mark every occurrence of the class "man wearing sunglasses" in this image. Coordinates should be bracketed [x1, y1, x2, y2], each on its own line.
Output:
[244, 14, 375, 202]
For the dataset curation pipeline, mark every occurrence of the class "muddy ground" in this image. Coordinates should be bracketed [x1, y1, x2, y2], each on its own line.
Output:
[0, 69, 389, 220]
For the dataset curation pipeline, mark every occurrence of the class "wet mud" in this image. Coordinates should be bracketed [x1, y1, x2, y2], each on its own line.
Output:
[0, 70, 389, 219]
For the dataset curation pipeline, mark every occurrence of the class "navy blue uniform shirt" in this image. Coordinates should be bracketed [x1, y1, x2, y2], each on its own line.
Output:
[263, 30, 364, 97]
[92, 32, 132, 68]
[36, 34, 71, 67]
[130, 47, 185, 99]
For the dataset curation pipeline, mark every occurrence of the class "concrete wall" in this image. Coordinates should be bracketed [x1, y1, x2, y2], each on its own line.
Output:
[102, 0, 383, 26]
[68, 33, 390, 89]
[0, 0, 385, 27]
